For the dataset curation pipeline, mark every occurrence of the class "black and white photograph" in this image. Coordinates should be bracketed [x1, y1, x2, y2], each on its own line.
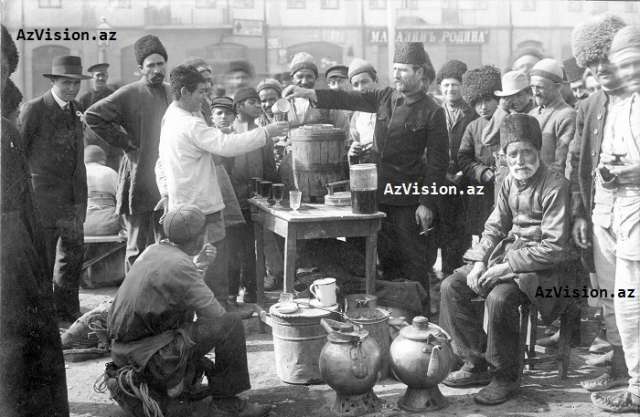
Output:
[1, 0, 639, 416]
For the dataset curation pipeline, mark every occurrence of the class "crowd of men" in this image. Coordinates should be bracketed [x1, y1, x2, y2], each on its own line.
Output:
[1, 10, 639, 417]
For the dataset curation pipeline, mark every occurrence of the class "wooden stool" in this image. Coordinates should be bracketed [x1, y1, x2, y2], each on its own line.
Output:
[82, 235, 126, 288]
[519, 302, 578, 379]
[472, 297, 576, 380]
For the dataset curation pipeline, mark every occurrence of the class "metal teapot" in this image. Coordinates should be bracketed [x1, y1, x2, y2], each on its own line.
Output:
[319, 318, 382, 416]
[389, 316, 454, 412]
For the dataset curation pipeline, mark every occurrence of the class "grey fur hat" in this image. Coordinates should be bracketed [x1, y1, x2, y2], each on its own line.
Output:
[571, 13, 626, 68]
[436, 60, 467, 84]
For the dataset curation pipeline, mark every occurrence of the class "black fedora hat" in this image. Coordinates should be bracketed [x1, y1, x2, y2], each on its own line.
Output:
[43, 55, 91, 80]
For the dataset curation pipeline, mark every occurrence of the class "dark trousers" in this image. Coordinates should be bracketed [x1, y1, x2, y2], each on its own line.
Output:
[143, 313, 251, 399]
[204, 238, 229, 303]
[434, 195, 472, 275]
[378, 204, 430, 311]
[123, 211, 163, 272]
[43, 218, 84, 320]
[189, 312, 251, 397]
[439, 268, 528, 381]
[228, 210, 257, 302]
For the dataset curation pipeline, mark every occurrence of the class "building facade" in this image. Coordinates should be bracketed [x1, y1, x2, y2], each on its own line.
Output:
[3, 0, 640, 99]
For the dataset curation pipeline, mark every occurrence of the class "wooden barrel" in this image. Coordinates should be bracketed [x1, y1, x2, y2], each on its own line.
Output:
[289, 124, 346, 202]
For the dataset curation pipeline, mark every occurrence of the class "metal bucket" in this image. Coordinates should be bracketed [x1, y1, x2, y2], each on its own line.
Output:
[267, 301, 338, 384]
[345, 303, 391, 380]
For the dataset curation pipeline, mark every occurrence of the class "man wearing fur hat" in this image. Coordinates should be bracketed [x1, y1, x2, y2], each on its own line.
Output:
[20, 55, 91, 324]
[440, 113, 576, 405]
[433, 59, 476, 275]
[569, 14, 632, 397]
[587, 24, 640, 414]
[85, 34, 172, 272]
[457, 65, 502, 237]
[284, 42, 449, 312]
[528, 58, 577, 175]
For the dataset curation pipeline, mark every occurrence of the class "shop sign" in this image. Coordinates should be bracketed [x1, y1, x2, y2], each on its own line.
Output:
[233, 19, 264, 37]
[368, 28, 488, 44]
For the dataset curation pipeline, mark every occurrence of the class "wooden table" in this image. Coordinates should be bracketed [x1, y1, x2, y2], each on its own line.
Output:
[249, 198, 385, 306]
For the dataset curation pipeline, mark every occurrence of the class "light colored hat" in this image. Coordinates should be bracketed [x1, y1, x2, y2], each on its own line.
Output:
[529, 58, 564, 83]
[495, 71, 529, 97]
[289, 52, 318, 77]
[572, 13, 626, 68]
[609, 25, 640, 64]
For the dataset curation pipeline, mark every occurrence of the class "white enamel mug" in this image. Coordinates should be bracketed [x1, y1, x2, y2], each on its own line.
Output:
[309, 277, 337, 307]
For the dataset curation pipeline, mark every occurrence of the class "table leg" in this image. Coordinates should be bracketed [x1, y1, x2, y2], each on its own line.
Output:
[365, 233, 377, 295]
[283, 225, 297, 293]
[254, 221, 265, 307]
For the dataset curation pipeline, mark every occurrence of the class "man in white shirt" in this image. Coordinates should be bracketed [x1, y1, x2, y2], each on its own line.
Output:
[156, 64, 287, 305]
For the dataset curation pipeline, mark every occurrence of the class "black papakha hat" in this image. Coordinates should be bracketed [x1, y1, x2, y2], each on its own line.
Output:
[393, 42, 427, 65]
[500, 113, 542, 152]
[462, 65, 502, 106]
[436, 59, 468, 84]
[134, 34, 168, 66]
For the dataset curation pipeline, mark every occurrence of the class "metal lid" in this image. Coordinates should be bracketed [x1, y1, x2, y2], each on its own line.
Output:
[269, 298, 337, 318]
[398, 316, 442, 342]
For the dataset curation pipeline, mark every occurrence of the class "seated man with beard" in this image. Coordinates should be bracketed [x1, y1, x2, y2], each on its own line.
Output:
[439, 113, 576, 405]
[106, 205, 271, 417]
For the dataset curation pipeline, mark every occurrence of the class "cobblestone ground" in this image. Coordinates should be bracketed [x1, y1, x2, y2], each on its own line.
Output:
[68, 287, 622, 417]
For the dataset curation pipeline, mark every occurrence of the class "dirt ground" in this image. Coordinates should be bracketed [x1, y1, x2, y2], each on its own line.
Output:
[65, 286, 626, 417]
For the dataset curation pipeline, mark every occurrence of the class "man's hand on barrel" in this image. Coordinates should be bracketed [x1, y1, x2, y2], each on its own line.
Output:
[264, 121, 290, 139]
[282, 85, 318, 103]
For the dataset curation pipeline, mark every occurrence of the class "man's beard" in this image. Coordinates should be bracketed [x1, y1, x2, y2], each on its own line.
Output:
[510, 158, 540, 181]
[149, 73, 165, 84]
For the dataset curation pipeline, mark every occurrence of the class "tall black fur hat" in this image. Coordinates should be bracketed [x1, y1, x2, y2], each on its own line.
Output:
[436, 60, 467, 84]
[572, 13, 626, 68]
[1, 25, 19, 76]
[500, 113, 542, 152]
[462, 65, 502, 106]
[393, 42, 426, 65]
[134, 34, 168, 66]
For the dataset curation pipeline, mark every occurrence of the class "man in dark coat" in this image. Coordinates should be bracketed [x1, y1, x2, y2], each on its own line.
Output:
[435, 59, 477, 275]
[78, 63, 121, 171]
[19, 55, 90, 323]
[569, 13, 630, 394]
[440, 113, 576, 406]
[85, 34, 171, 271]
[1, 24, 70, 417]
[284, 42, 449, 313]
[457, 65, 502, 236]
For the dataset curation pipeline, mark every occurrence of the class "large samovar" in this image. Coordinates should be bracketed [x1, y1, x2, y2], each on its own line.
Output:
[319, 318, 382, 416]
[389, 316, 455, 412]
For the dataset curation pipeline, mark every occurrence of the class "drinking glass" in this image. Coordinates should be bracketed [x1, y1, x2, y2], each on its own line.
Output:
[259, 180, 272, 199]
[248, 177, 262, 198]
[289, 190, 302, 211]
[272, 183, 285, 207]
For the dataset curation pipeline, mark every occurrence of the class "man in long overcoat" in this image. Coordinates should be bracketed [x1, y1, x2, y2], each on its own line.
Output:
[85, 35, 171, 271]
[19, 55, 90, 323]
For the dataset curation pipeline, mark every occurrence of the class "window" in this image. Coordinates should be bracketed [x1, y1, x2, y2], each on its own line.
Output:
[458, 0, 488, 9]
[232, 0, 254, 7]
[567, 1, 582, 12]
[369, 0, 386, 8]
[195, 0, 216, 8]
[287, 0, 306, 8]
[625, 2, 637, 12]
[321, 0, 339, 9]
[109, 0, 131, 7]
[38, 0, 61, 7]
[401, 0, 418, 9]
[521, 0, 535, 11]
